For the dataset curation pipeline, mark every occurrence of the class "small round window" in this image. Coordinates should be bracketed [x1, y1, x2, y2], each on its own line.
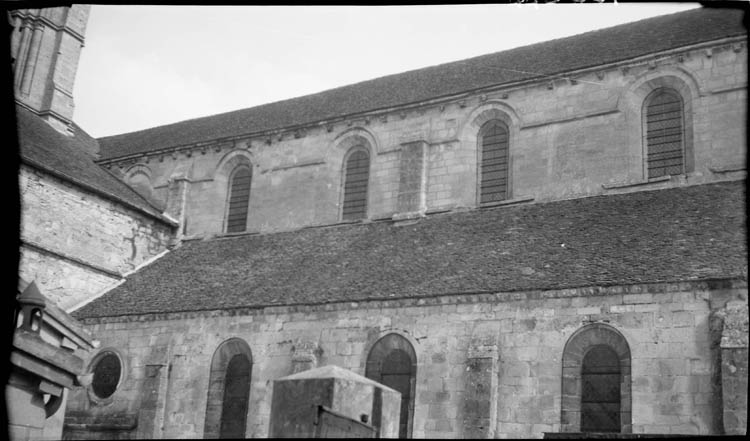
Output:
[91, 352, 122, 399]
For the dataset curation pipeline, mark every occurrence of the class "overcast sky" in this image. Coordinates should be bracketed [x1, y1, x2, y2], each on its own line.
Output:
[73, 3, 702, 138]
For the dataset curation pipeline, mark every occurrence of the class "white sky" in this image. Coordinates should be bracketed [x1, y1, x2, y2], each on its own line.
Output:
[73, 3, 702, 138]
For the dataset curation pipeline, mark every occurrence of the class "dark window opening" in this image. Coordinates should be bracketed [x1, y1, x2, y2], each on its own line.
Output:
[226, 167, 252, 233]
[581, 345, 621, 433]
[92, 352, 121, 399]
[366, 334, 416, 438]
[480, 121, 509, 204]
[342, 149, 370, 220]
[646, 90, 684, 178]
[219, 354, 251, 438]
[381, 350, 412, 438]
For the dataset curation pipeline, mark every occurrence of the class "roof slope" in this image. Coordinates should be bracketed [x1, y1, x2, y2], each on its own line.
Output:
[98, 7, 747, 161]
[16, 106, 173, 223]
[73, 181, 747, 319]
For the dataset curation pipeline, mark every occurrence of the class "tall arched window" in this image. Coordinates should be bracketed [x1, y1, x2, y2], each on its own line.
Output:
[561, 324, 631, 434]
[225, 166, 252, 233]
[478, 120, 510, 204]
[645, 89, 685, 178]
[204, 338, 253, 439]
[365, 333, 417, 438]
[342, 147, 370, 221]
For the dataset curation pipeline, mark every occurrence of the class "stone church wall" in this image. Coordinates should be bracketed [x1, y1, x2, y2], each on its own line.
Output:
[66, 279, 747, 438]
[103, 42, 747, 237]
[19, 166, 174, 310]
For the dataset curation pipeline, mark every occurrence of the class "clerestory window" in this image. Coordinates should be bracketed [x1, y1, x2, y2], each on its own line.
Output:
[478, 120, 510, 204]
[225, 166, 252, 233]
[342, 147, 370, 221]
[644, 89, 685, 178]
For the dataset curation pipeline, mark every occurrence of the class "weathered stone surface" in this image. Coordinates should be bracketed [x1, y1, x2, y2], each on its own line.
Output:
[65, 281, 747, 438]
[721, 300, 749, 435]
[19, 166, 173, 311]
[98, 37, 745, 238]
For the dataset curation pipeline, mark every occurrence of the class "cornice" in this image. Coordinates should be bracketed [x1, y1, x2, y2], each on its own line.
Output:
[74, 277, 748, 324]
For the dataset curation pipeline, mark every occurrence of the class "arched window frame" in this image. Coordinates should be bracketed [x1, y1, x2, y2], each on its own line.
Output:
[623, 72, 698, 183]
[124, 164, 154, 200]
[223, 164, 253, 234]
[364, 333, 417, 438]
[477, 119, 512, 204]
[340, 145, 371, 221]
[642, 88, 687, 179]
[204, 338, 253, 439]
[561, 323, 632, 434]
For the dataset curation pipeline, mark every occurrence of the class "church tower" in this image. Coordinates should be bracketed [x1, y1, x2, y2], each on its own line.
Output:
[9, 5, 90, 135]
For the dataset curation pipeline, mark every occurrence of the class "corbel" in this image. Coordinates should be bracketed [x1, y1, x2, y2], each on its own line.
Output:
[326, 124, 333, 132]
[399, 111, 408, 119]
[501, 93, 509, 99]
[733, 43, 743, 53]
[379, 115, 388, 123]
[648, 60, 657, 70]
[595, 71, 605, 80]
[479, 94, 488, 102]
[547, 81, 554, 90]
[458, 100, 467, 108]
[704, 48, 712, 58]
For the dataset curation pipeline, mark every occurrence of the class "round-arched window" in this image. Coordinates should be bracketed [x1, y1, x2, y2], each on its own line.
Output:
[91, 352, 122, 399]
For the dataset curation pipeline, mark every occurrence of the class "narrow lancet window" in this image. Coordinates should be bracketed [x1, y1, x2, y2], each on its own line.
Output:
[479, 120, 509, 203]
[226, 167, 252, 233]
[342, 149, 370, 220]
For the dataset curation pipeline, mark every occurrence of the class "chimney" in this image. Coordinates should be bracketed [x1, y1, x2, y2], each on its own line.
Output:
[10, 5, 91, 135]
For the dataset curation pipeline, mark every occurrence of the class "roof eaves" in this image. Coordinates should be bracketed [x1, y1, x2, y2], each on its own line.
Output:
[73, 275, 748, 321]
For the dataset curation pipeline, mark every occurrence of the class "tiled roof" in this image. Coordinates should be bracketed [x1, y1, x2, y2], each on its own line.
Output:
[15, 106, 174, 224]
[73, 181, 747, 319]
[97, 7, 747, 161]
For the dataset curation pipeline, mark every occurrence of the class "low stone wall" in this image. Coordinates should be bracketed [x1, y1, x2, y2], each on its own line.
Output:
[66, 279, 747, 438]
